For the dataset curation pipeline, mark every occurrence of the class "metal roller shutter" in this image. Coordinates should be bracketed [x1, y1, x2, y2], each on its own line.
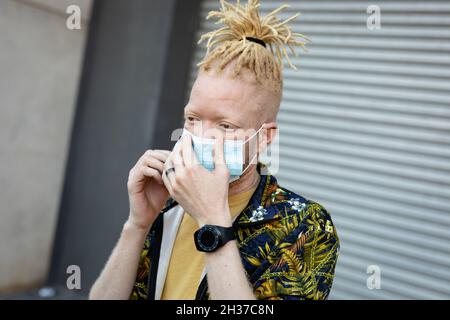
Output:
[186, 0, 450, 299]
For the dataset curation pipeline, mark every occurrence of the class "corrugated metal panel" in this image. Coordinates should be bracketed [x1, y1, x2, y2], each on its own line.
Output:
[186, 0, 450, 299]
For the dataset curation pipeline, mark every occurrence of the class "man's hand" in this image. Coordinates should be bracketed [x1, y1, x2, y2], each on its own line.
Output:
[90, 149, 171, 300]
[162, 133, 231, 227]
[161, 133, 256, 300]
[127, 149, 171, 231]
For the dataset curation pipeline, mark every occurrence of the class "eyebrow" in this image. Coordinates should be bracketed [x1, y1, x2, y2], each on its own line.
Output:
[184, 106, 244, 127]
[184, 103, 228, 119]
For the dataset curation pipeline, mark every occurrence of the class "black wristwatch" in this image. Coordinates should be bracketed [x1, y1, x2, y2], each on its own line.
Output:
[194, 224, 236, 252]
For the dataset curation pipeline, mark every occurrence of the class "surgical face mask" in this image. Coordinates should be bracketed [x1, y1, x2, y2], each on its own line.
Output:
[181, 125, 264, 183]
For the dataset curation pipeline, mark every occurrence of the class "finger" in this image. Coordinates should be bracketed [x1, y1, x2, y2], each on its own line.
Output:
[161, 165, 173, 194]
[137, 149, 170, 168]
[140, 166, 164, 184]
[129, 164, 161, 184]
[163, 158, 176, 189]
[213, 133, 225, 167]
[172, 142, 185, 172]
[181, 135, 199, 167]
[141, 156, 165, 174]
[154, 149, 172, 154]
[151, 149, 172, 161]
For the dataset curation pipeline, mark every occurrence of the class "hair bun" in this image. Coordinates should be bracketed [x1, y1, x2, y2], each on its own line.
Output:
[198, 0, 310, 71]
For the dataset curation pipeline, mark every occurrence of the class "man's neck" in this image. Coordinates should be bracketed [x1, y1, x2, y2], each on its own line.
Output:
[228, 165, 261, 197]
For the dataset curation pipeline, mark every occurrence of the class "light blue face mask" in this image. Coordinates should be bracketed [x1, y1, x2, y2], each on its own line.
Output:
[181, 125, 264, 183]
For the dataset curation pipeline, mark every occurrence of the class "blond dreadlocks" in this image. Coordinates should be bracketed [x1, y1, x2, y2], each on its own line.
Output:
[197, 0, 310, 93]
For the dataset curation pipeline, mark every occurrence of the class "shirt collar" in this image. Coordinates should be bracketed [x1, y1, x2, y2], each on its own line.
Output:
[233, 162, 283, 227]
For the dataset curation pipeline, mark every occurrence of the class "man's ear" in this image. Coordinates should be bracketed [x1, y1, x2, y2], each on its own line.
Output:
[258, 122, 278, 154]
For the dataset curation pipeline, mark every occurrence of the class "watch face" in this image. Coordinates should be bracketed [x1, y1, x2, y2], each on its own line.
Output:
[196, 226, 220, 252]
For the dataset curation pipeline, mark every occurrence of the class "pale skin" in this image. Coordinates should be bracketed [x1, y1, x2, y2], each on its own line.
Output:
[89, 65, 279, 300]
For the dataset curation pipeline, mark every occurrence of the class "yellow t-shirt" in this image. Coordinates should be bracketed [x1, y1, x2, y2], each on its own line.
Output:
[160, 183, 258, 300]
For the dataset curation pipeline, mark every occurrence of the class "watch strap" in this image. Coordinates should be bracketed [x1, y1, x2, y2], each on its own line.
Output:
[217, 225, 236, 245]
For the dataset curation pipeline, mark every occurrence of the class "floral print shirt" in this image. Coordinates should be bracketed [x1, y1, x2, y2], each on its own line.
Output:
[130, 163, 340, 300]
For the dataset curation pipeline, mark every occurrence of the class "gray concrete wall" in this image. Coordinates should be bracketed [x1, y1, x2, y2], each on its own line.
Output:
[48, 0, 201, 296]
[0, 0, 91, 293]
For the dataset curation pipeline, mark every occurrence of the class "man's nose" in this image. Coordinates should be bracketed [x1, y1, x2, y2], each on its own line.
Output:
[202, 127, 224, 140]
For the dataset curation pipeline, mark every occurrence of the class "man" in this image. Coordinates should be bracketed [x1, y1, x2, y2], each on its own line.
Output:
[89, 0, 339, 300]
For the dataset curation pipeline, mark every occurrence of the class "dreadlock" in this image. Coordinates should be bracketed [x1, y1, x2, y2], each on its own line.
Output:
[197, 0, 310, 93]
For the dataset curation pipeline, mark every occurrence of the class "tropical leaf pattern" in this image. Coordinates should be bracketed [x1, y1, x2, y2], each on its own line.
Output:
[130, 163, 340, 300]
[129, 237, 151, 300]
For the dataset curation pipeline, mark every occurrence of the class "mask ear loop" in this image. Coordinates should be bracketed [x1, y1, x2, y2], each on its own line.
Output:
[242, 124, 265, 144]
[240, 124, 266, 175]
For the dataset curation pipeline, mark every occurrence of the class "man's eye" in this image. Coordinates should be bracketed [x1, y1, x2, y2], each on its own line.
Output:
[186, 116, 198, 122]
[220, 123, 233, 130]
